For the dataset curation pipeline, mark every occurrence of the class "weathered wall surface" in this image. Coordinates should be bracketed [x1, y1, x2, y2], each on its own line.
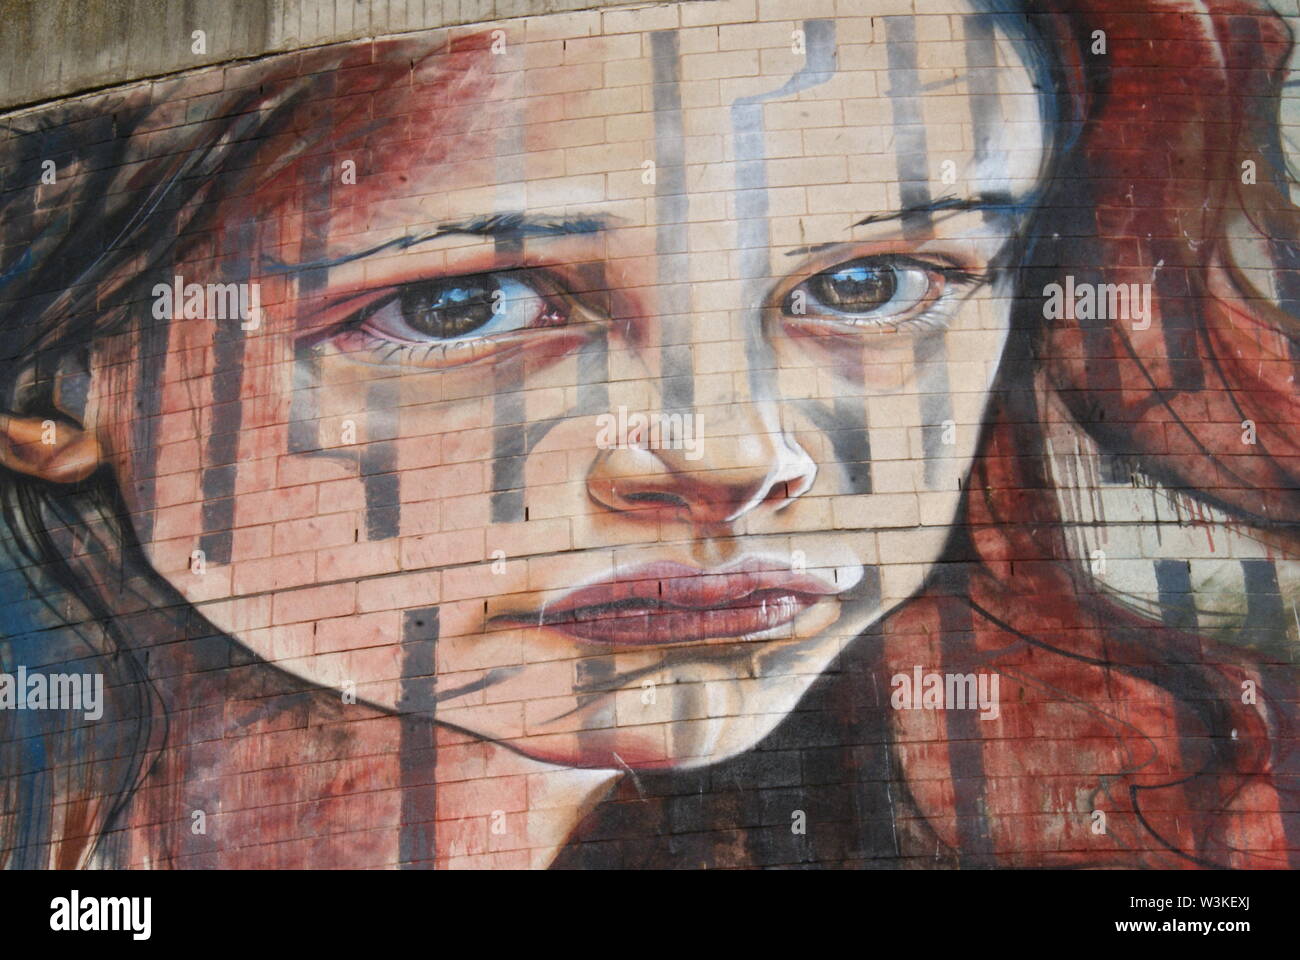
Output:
[1, 0, 1299, 870]
[0, 0, 647, 111]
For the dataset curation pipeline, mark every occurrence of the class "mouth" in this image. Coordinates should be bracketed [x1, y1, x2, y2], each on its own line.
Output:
[491, 559, 845, 646]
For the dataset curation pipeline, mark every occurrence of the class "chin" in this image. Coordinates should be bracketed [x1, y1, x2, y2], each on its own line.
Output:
[481, 691, 810, 773]
[436, 627, 871, 771]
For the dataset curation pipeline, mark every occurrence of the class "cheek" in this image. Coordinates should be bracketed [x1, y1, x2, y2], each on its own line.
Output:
[879, 517, 958, 608]
[105, 314, 482, 654]
[104, 301, 609, 693]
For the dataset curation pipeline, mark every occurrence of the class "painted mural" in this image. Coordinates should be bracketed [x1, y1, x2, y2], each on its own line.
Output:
[0, 0, 1298, 869]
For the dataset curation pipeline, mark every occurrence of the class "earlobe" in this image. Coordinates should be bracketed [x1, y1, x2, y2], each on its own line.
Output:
[0, 414, 102, 484]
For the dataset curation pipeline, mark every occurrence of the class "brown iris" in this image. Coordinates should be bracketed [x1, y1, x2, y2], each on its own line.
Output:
[396, 276, 500, 338]
[806, 260, 897, 311]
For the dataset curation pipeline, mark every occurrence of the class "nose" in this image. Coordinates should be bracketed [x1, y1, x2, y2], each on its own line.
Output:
[587, 402, 817, 529]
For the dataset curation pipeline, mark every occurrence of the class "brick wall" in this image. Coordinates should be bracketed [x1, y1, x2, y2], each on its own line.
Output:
[0, 0, 1298, 869]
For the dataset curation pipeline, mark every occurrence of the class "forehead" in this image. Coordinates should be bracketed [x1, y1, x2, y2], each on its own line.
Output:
[294, 1, 1046, 247]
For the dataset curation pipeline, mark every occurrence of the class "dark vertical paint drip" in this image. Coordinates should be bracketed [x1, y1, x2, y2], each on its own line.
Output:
[285, 74, 337, 457]
[796, 398, 871, 494]
[574, 655, 617, 758]
[1240, 559, 1284, 648]
[577, 326, 610, 416]
[913, 333, 954, 488]
[197, 225, 252, 565]
[490, 364, 526, 523]
[398, 606, 439, 868]
[832, 396, 873, 495]
[287, 335, 357, 465]
[1150, 242, 1204, 392]
[938, 578, 995, 867]
[287, 338, 324, 454]
[362, 380, 400, 540]
[576, 261, 610, 417]
[1154, 558, 1198, 632]
[131, 310, 172, 544]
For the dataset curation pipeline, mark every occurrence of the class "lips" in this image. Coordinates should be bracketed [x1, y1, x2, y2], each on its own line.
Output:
[495, 560, 842, 646]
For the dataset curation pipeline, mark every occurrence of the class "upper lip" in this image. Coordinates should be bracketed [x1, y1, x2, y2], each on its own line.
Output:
[538, 559, 842, 615]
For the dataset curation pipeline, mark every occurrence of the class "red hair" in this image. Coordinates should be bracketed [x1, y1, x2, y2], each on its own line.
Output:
[881, 0, 1300, 868]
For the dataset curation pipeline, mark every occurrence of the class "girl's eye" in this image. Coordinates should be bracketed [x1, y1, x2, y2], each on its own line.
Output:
[784, 255, 965, 326]
[360, 273, 559, 343]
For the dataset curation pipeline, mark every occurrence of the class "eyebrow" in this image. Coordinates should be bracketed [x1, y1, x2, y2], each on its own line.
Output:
[783, 192, 1030, 257]
[260, 212, 613, 275]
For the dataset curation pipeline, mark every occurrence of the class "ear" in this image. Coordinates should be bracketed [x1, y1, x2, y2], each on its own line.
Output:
[0, 413, 101, 483]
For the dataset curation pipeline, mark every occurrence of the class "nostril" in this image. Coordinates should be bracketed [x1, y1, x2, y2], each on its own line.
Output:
[752, 480, 792, 510]
[623, 490, 690, 509]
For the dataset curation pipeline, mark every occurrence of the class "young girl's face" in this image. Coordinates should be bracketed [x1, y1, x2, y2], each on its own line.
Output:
[92, 2, 1045, 769]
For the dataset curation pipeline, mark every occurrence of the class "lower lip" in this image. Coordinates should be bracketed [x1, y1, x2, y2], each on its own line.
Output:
[518, 589, 821, 646]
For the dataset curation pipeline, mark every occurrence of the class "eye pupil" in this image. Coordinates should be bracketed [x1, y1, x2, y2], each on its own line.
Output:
[399, 278, 499, 337]
[810, 262, 897, 310]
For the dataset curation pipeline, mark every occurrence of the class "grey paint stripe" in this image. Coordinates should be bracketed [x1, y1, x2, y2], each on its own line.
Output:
[398, 605, 439, 868]
[493, 44, 526, 253]
[575, 654, 617, 760]
[650, 30, 693, 413]
[938, 588, 995, 867]
[490, 365, 526, 523]
[963, 15, 998, 162]
[491, 409, 568, 526]
[197, 228, 252, 565]
[729, 18, 838, 428]
[858, 563, 882, 609]
[1154, 558, 1197, 632]
[287, 338, 323, 454]
[491, 67, 527, 523]
[362, 379, 400, 540]
[287, 336, 358, 466]
[131, 310, 172, 544]
[1154, 255, 1205, 392]
[576, 262, 611, 416]
[883, 16, 931, 236]
[577, 326, 610, 415]
[832, 397, 873, 495]
[1241, 559, 1285, 647]
[914, 333, 953, 488]
[796, 397, 871, 495]
[285, 80, 337, 459]
[731, 19, 836, 285]
[962, 14, 1003, 221]
[887, 16, 955, 481]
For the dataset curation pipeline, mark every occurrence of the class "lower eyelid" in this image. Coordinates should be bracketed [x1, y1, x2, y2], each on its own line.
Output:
[339, 328, 509, 368]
